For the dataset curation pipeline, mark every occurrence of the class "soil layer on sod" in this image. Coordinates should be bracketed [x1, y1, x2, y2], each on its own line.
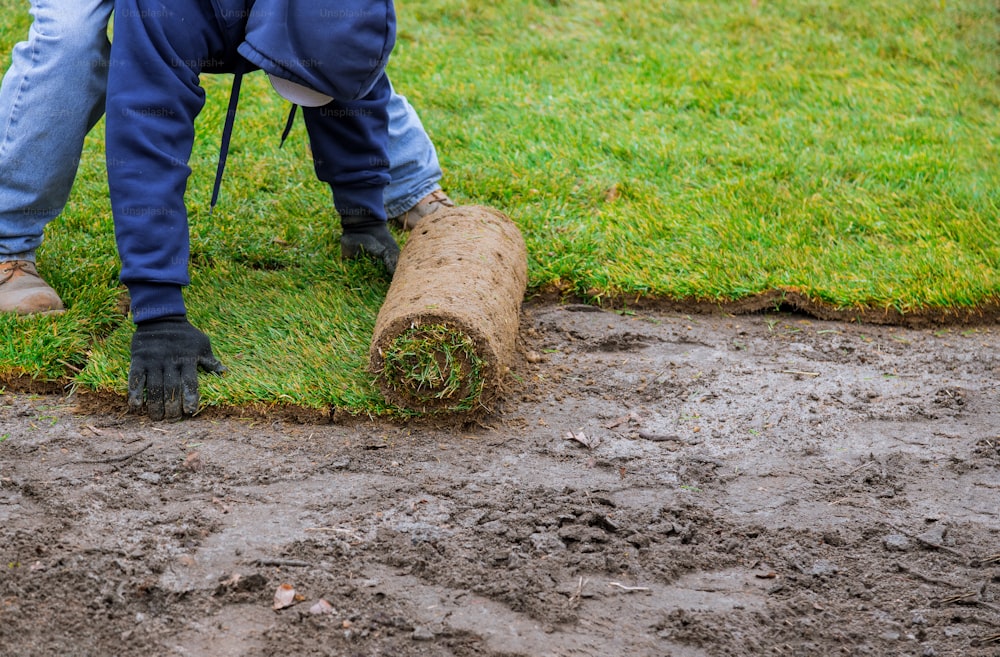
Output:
[4, 291, 1000, 417]
[369, 206, 528, 414]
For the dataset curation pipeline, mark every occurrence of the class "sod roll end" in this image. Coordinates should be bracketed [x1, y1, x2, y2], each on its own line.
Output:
[369, 205, 528, 414]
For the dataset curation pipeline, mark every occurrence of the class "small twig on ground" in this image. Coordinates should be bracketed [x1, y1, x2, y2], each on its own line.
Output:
[780, 370, 820, 377]
[847, 460, 878, 477]
[972, 633, 1000, 647]
[637, 431, 685, 442]
[932, 582, 1000, 614]
[608, 582, 651, 592]
[567, 576, 588, 608]
[250, 558, 312, 568]
[304, 527, 364, 541]
[487, 436, 522, 447]
[65, 441, 153, 468]
[970, 552, 1000, 568]
[933, 590, 980, 607]
[894, 563, 960, 588]
[889, 524, 968, 561]
[57, 359, 83, 374]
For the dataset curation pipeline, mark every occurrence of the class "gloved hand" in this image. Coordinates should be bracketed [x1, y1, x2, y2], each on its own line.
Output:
[128, 315, 227, 421]
[340, 221, 399, 276]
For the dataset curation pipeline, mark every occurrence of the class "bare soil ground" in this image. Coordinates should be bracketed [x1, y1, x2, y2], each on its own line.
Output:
[2, 301, 999, 657]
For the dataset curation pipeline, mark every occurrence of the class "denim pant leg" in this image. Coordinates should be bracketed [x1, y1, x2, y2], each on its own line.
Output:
[0, 0, 112, 262]
[383, 78, 443, 218]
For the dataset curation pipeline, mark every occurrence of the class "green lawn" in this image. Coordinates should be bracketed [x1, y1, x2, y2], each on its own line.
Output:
[2, 0, 998, 413]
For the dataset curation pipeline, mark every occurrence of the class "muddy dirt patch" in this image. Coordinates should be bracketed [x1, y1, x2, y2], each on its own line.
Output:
[2, 302, 998, 656]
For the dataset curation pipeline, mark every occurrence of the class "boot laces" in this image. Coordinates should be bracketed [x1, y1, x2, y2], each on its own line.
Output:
[0, 261, 38, 284]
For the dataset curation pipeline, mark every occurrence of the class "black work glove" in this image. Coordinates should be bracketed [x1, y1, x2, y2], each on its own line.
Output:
[128, 315, 227, 421]
[340, 221, 399, 276]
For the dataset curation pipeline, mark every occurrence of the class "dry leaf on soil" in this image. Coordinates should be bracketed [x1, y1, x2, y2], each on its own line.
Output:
[565, 430, 600, 449]
[272, 583, 299, 610]
[309, 599, 335, 615]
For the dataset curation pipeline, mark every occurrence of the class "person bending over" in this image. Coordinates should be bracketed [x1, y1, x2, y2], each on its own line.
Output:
[0, 0, 451, 315]
[107, 0, 410, 420]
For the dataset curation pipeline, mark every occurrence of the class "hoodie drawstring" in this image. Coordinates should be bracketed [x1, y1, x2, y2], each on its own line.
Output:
[210, 59, 301, 213]
[210, 58, 245, 215]
[279, 104, 297, 148]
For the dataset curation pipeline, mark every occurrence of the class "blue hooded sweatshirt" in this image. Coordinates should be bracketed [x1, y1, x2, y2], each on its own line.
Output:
[236, 0, 395, 102]
[106, 0, 396, 323]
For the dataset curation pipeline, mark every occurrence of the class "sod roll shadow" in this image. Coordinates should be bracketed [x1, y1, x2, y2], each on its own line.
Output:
[369, 205, 528, 413]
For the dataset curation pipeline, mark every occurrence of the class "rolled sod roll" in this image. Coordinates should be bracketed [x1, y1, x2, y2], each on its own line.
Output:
[369, 205, 528, 413]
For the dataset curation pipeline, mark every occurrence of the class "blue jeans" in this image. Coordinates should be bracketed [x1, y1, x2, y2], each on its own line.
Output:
[384, 82, 444, 219]
[0, 0, 442, 263]
[0, 0, 110, 263]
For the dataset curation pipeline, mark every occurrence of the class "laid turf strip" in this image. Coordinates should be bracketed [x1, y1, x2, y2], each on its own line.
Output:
[1, 0, 997, 415]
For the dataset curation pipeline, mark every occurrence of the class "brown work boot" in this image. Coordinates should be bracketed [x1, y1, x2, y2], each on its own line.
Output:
[0, 260, 65, 315]
[391, 190, 455, 230]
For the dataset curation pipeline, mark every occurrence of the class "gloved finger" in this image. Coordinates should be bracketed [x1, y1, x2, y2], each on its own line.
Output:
[127, 364, 147, 414]
[340, 234, 365, 260]
[145, 367, 166, 422]
[341, 233, 383, 259]
[182, 364, 200, 416]
[341, 234, 398, 274]
[198, 353, 227, 375]
[162, 361, 184, 420]
[382, 248, 398, 277]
